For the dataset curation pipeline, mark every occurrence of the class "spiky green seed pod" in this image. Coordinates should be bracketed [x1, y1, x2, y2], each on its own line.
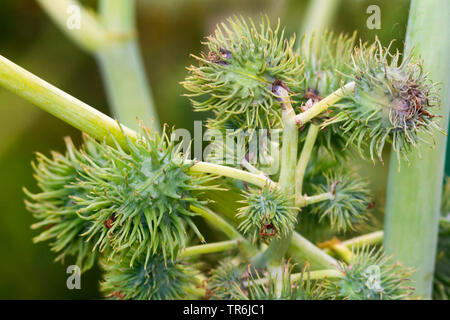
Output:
[326, 246, 414, 300]
[24, 135, 107, 271]
[183, 16, 302, 132]
[327, 39, 441, 162]
[307, 171, 371, 232]
[101, 250, 198, 300]
[237, 186, 297, 243]
[433, 178, 450, 300]
[207, 258, 246, 300]
[74, 128, 214, 264]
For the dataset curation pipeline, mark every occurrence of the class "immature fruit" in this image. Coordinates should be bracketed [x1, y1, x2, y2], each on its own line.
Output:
[308, 170, 371, 232]
[75, 128, 214, 264]
[326, 246, 414, 300]
[24, 135, 107, 271]
[326, 39, 440, 162]
[101, 250, 198, 300]
[237, 186, 297, 243]
[183, 16, 302, 132]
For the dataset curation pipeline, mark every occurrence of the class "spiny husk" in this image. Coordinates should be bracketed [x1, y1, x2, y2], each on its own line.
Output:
[24, 135, 108, 271]
[236, 186, 297, 243]
[207, 258, 246, 300]
[74, 127, 216, 265]
[183, 15, 303, 132]
[326, 39, 441, 163]
[325, 246, 414, 300]
[308, 170, 371, 232]
[100, 250, 198, 300]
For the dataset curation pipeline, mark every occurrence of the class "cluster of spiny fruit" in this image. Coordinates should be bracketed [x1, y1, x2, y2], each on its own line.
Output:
[25, 16, 442, 300]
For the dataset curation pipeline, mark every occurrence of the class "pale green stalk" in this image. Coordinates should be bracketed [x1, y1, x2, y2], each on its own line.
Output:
[295, 124, 320, 207]
[287, 232, 338, 270]
[341, 230, 383, 248]
[190, 205, 255, 257]
[180, 239, 240, 258]
[253, 86, 298, 267]
[0, 54, 137, 148]
[303, 192, 333, 206]
[97, 0, 159, 130]
[190, 161, 277, 189]
[384, 0, 450, 299]
[295, 81, 356, 126]
[37, 0, 159, 131]
[36, 0, 107, 52]
[300, 0, 341, 53]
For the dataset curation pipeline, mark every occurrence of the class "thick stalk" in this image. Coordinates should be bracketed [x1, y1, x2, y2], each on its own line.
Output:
[383, 0, 450, 299]
[37, 0, 159, 131]
[253, 85, 298, 267]
[97, 0, 159, 130]
[295, 124, 319, 206]
[0, 54, 137, 148]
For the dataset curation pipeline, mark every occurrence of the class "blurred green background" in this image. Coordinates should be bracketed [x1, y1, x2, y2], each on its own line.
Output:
[0, 0, 447, 299]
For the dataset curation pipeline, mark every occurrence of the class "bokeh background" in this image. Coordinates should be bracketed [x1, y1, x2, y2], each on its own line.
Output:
[0, 0, 448, 299]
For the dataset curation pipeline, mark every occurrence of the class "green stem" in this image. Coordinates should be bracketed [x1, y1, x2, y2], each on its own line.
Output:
[190, 161, 277, 189]
[295, 124, 319, 207]
[341, 230, 383, 248]
[180, 239, 240, 258]
[97, 0, 159, 131]
[190, 205, 255, 257]
[0, 54, 137, 148]
[294, 81, 356, 126]
[303, 192, 332, 206]
[36, 0, 107, 53]
[300, 0, 342, 53]
[383, 0, 450, 299]
[253, 85, 298, 267]
[287, 232, 338, 270]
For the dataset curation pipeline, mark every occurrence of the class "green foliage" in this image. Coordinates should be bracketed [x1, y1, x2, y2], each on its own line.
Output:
[101, 249, 198, 300]
[237, 186, 297, 243]
[326, 40, 440, 162]
[183, 15, 302, 132]
[326, 246, 414, 300]
[308, 170, 371, 232]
